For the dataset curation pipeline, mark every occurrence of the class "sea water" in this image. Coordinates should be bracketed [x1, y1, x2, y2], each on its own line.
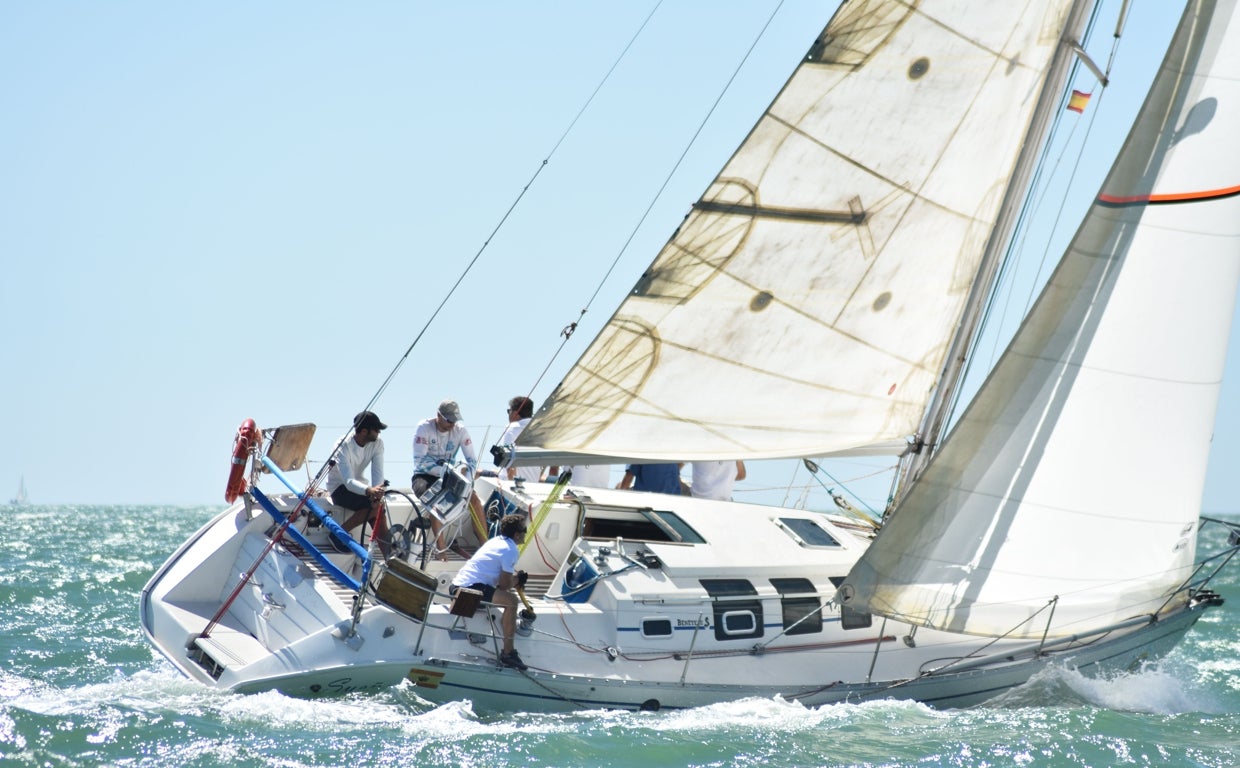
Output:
[2, 505, 1237, 767]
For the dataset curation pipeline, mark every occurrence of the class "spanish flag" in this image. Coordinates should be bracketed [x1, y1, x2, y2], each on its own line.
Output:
[1067, 89, 1091, 113]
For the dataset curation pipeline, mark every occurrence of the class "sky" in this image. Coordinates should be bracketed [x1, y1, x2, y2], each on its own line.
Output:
[2, 1, 1236, 513]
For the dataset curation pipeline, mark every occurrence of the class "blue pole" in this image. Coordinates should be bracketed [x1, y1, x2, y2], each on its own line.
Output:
[256, 457, 371, 591]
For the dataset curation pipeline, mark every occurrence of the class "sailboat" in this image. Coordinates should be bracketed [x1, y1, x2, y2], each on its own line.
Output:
[10, 476, 27, 506]
[142, 0, 1240, 711]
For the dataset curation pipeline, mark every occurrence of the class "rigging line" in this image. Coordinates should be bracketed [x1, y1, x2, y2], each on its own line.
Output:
[361, 1, 669, 418]
[543, 0, 666, 162]
[942, 4, 1113, 425]
[522, 0, 790, 398]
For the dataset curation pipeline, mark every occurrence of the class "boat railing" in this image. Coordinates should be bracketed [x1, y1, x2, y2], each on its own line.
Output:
[254, 456, 370, 593]
[1152, 515, 1240, 616]
[866, 518, 1240, 692]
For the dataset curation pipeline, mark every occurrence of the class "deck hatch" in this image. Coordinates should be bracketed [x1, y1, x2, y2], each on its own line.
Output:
[776, 517, 841, 547]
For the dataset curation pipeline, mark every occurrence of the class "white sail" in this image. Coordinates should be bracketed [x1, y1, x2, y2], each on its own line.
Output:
[520, 0, 1087, 463]
[10, 475, 27, 506]
[843, 0, 1240, 638]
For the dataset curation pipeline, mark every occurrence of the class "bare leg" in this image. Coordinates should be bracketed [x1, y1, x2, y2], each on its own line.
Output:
[340, 501, 390, 559]
[492, 589, 519, 654]
[429, 515, 447, 560]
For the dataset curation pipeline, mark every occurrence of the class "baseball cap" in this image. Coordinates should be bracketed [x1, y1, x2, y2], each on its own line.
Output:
[353, 410, 387, 431]
[438, 399, 462, 423]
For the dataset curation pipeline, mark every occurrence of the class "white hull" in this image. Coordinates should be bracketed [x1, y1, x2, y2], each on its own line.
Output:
[141, 481, 1224, 712]
[406, 606, 1204, 712]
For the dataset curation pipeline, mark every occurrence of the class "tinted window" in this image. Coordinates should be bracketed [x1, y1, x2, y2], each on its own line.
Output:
[828, 576, 872, 629]
[641, 618, 673, 638]
[644, 509, 707, 543]
[770, 577, 822, 636]
[778, 517, 840, 547]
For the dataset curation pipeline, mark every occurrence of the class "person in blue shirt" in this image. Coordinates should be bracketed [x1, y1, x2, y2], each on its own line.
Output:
[617, 462, 683, 494]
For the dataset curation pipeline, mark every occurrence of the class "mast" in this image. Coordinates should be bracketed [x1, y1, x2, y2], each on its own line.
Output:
[896, 0, 1100, 505]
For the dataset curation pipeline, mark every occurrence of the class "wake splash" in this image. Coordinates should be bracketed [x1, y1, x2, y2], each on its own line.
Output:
[985, 661, 1224, 715]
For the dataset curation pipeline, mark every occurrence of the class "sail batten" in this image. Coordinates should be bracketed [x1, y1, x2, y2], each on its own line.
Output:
[843, 0, 1240, 638]
[521, 1, 1087, 462]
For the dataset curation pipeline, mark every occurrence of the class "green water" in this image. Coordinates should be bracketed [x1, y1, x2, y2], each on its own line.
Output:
[2, 506, 1238, 767]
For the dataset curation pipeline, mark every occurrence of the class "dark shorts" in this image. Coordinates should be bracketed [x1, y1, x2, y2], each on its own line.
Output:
[411, 473, 438, 497]
[330, 485, 371, 512]
[450, 582, 496, 601]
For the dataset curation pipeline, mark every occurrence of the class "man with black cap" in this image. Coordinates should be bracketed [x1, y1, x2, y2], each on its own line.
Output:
[327, 410, 390, 556]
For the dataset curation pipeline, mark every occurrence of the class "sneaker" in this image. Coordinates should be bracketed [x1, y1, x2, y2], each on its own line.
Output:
[328, 531, 355, 553]
[499, 650, 527, 671]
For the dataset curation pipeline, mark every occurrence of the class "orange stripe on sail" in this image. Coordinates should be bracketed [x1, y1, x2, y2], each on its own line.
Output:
[1097, 183, 1240, 207]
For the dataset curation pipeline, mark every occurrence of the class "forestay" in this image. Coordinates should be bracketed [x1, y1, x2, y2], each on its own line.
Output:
[520, 1, 1086, 463]
[843, 0, 1240, 638]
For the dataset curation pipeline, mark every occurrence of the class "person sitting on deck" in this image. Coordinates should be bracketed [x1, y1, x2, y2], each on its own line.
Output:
[326, 410, 390, 557]
[449, 514, 529, 670]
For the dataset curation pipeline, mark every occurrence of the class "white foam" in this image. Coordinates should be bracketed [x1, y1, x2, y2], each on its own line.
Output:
[989, 662, 1223, 715]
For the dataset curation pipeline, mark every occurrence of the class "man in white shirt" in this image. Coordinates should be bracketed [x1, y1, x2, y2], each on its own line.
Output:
[412, 399, 478, 557]
[327, 411, 389, 555]
[564, 464, 610, 487]
[689, 460, 747, 501]
[497, 396, 541, 482]
[411, 399, 478, 494]
[450, 514, 529, 670]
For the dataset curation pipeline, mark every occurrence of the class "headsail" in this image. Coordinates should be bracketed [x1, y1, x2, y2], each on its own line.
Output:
[519, 1, 1090, 464]
[843, 0, 1240, 638]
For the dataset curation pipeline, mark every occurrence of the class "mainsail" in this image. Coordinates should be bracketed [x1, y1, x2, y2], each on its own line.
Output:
[843, 0, 1240, 638]
[520, 1, 1090, 463]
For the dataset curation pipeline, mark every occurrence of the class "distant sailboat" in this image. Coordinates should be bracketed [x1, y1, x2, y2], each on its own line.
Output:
[142, 0, 1240, 711]
[10, 476, 27, 506]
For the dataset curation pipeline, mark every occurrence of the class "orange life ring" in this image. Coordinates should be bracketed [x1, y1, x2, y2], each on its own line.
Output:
[225, 418, 260, 503]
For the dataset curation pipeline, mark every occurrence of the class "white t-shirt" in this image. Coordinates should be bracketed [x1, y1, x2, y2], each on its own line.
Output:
[451, 535, 518, 588]
[690, 461, 738, 501]
[498, 418, 541, 482]
[565, 464, 610, 488]
[413, 417, 477, 477]
[326, 435, 384, 494]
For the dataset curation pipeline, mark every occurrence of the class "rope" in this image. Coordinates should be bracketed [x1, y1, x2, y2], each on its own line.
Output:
[947, 1, 1118, 422]
[234, 5, 673, 597]
[522, 0, 790, 398]
[371, 1, 669, 419]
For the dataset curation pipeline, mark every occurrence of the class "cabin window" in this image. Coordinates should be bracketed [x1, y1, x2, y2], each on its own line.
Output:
[700, 579, 763, 641]
[580, 508, 705, 543]
[769, 577, 822, 636]
[829, 576, 872, 629]
[777, 517, 841, 547]
[641, 618, 673, 638]
[643, 509, 707, 543]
